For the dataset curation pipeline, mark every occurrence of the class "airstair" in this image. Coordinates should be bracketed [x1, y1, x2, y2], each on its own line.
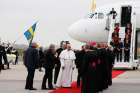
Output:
[107, 6, 139, 70]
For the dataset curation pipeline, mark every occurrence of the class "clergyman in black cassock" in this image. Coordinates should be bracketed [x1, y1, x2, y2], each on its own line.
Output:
[106, 47, 115, 86]
[81, 50, 98, 93]
[96, 48, 109, 92]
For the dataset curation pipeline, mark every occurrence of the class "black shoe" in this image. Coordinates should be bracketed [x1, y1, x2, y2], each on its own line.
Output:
[103, 86, 108, 90]
[25, 87, 29, 90]
[48, 88, 56, 90]
[98, 89, 103, 92]
[7, 67, 10, 69]
[108, 82, 112, 86]
[29, 88, 37, 90]
[41, 88, 48, 90]
[62, 87, 71, 88]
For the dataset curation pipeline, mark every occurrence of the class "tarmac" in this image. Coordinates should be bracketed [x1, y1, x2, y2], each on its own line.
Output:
[0, 62, 140, 93]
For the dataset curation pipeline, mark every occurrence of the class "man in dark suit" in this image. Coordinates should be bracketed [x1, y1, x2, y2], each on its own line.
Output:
[75, 45, 86, 87]
[42, 44, 56, 90]
[24, 43, 39, 90]
[38, 47, 44, 72]
[54, 41, 67, 85]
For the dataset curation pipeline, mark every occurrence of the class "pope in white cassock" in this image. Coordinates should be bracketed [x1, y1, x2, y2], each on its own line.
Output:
[56, 44, 76, 87]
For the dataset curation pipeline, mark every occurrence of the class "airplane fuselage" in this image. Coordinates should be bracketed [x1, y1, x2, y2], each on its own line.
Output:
[68, 1, 140, 43]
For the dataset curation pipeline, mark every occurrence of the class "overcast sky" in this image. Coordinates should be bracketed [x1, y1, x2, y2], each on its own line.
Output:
[0, 0, 132, 48]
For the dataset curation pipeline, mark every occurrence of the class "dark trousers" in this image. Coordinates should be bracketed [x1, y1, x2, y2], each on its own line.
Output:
[54, 64, 61, 84]
[108, 65, 113, 85]
[77, 69, 81, 87]
[81, 72, 98, 93]
[81, 76, 87, 93]
[124, 50, 130, 62]
[117, 50, 122, 62]
[0, 55, 2, 72]
[3, 54, 9, 68]
[42, 69, 53, 89]
[15, 57, 18, 65]
[25, 69, 35, 89]
[114, 48, 118, 61]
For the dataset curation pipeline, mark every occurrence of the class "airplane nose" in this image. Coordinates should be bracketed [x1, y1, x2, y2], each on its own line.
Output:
[68, 18, 108, 43]
[68, 19, 88, 42]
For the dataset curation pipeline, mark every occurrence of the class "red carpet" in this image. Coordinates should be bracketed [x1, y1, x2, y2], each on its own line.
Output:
[50, 70, 125, 93]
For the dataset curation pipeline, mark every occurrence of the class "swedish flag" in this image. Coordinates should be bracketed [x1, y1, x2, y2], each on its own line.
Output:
[24, 22, 37, 45]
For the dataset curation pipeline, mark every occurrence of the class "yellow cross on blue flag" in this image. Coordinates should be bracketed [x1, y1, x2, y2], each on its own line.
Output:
[24, 22, 37, 46]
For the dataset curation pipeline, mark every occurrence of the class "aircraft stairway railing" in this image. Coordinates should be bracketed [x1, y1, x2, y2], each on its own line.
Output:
[107, 15, 116, 45]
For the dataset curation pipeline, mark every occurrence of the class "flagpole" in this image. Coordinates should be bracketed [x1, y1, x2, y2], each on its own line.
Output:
[90, 0, 96, 13]
[30, 21, 38, 47]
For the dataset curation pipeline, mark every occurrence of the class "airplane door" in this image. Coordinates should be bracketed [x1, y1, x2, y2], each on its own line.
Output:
[121, 6, 132, 27]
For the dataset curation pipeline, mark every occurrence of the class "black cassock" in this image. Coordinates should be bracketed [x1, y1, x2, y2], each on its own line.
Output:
[81, 50, 98, 93]
[106, 49, 115, 86]
[96, 48, 109, 91]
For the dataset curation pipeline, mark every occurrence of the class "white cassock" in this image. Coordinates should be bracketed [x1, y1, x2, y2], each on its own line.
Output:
[56, 49, 76, 87]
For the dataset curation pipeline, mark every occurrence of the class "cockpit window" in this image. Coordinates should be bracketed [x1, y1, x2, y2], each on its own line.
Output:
[88, 12, 104, 19]
[98, 13, 104, 19]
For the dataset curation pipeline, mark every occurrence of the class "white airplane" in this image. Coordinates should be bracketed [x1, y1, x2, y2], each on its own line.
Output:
[68, 1, 140, 43]
[68, 0, 140, 69]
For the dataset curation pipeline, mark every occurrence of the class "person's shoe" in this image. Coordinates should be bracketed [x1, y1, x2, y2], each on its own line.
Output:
[103, 86, 108, 90]
[108, 82, 112, 86]
[48, 88, 56, 90]
[29, 88, 37, 90]
[41, 88, 48, 90]
[7, 67, 10, 69]
[25, 87, 29, 90]
[62, 86, 71, 88]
